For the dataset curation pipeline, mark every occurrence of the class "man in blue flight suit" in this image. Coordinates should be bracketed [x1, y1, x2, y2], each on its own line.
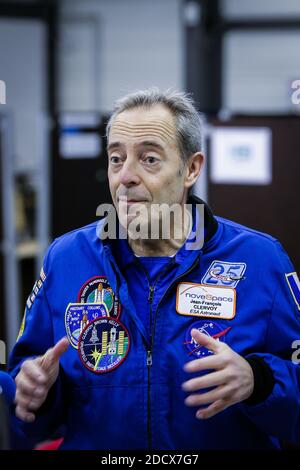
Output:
[9, 88, 300, 449]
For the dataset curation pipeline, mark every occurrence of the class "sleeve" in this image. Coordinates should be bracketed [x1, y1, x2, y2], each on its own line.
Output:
[239, 240, 300, 443]
[8, 241, 66, 449]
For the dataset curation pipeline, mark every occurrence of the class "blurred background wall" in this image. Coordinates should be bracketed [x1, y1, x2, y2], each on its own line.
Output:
[59, 0, 184, 112]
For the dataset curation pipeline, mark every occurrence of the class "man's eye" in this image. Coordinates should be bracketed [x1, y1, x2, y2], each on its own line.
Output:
[110, 156, 122, 164]
[144, 156, 159, 165]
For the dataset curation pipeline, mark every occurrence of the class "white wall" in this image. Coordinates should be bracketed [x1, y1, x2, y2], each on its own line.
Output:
[0, 19, 47, 172]
[223, 30, 300, 113]
[59, 0, 184, 113]
[222, 0, 300, 19]
[221, 0, 300, 113]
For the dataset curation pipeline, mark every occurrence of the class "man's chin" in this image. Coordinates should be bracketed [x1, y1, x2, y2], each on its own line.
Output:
[121, 213, 140, 226]
[119, 216, 151, 238]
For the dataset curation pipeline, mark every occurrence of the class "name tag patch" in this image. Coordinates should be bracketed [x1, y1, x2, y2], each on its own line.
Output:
[176, 282, 236, 320]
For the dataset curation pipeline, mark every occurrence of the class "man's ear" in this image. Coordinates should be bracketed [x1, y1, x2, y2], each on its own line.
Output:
[184, 152, 205, 189]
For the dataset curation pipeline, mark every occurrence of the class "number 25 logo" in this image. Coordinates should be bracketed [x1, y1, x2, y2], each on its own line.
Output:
[202, 261, 246, 287]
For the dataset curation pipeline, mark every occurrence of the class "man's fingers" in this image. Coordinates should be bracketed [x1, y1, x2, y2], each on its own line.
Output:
[51, 337, 70, 360]
[15, 404, 36, 423]
[190, 329, 223, 353]
[182, 370, 227, 392]
[15, 391, 45, 411]
[18, 360, 48, 385]
[14, 339, 68, 423]
[27, 397, 45, 411]
[184, 384, 230, 407]
[196, 399, 229, 420]
[15, 372, 48, 419]
[17, 383, 47, 401]
[183, 352, 224, 373]
[15, 375, 37, 396]
[15, 372, 47, 397]
[40, 337, 69, 371]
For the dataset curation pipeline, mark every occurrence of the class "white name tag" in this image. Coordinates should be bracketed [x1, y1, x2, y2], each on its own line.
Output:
[176, 283, 236, 320]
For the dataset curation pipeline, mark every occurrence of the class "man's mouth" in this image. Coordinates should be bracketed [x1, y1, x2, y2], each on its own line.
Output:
[127, 199, 146, 203]
[118, 197, 147, 205]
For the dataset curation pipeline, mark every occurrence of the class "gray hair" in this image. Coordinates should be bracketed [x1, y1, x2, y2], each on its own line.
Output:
[106, 87, 203, 162]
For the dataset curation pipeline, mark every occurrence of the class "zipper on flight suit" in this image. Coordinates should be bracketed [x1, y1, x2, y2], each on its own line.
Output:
[146, 283, 155, 449]
[110, 251, 200, 447]
[145, 255, 200, 449]
[135, 260, 173, 450]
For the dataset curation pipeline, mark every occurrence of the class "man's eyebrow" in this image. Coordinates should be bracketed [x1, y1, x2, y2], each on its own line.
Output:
[107, 141, 123, 152]
[107, 140, 165, 152]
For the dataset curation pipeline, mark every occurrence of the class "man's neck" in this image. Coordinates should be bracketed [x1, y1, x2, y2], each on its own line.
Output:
[127, 207, 192, 257]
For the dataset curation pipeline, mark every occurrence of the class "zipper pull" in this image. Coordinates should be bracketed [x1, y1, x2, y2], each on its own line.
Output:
[147, 350, 153, 367]
[148, 285, 155, 303]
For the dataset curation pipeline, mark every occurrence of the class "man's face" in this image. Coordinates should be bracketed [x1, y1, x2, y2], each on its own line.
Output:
[107, 104, 189, 233]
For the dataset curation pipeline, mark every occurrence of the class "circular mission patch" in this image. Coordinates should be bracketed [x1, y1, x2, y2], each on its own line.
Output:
[78, 317, 130, 374]
[77, 276, 121, 319]
[184, 320, 230, 358]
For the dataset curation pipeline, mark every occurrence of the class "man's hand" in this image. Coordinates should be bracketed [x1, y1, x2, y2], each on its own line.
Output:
[182, 328, 254, 419]
[14, 337, 69, 423]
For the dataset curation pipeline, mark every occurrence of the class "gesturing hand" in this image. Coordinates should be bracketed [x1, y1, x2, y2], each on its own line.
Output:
[182, 328, 254, 419]
[15, 337, 69, 423]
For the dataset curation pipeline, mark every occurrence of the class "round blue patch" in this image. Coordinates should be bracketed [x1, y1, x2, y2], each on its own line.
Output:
[65, 302, 109, 349]
[184, 321, 230, 358]
[78, 317, 130, 374]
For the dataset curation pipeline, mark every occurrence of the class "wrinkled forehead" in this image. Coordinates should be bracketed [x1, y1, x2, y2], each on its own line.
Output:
[109, 105, 178, 147]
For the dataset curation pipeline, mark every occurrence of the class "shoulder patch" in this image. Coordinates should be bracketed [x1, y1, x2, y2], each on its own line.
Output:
[40, 266, 46, 282]
[26, 266, 47, 310]
[286, 272, 300, 311]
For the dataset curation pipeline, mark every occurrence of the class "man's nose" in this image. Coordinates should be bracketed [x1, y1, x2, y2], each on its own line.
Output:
[119, 159, 141, 186]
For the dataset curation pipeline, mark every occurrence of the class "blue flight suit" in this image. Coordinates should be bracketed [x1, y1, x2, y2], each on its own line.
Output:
[9, 197, 300, 449]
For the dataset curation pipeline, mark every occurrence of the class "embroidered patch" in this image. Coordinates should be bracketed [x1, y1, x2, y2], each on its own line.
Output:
[65, 302, 109, 349]
[184, 321, 231, 358]
[78, 317, 130, 374]
[201, 260, 246, 287]
[25, 267, 47, 309]
[286, 272, 300, 311]
[40, 267, 46, 282]
[78, 276, 121, 319]
[176, 282, 236, 320]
